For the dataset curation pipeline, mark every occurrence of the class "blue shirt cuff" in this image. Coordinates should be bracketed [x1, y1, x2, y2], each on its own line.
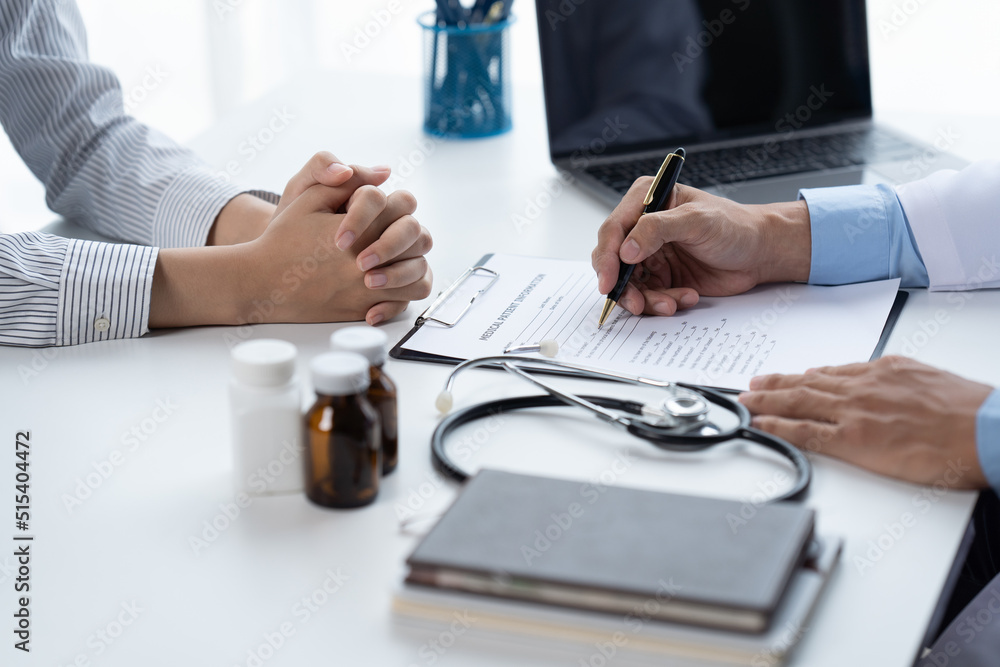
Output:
[801, 183, 929, 288]
[977, 389, 1000, 496]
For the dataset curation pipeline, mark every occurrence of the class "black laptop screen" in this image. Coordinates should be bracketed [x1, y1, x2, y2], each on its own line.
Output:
[536, 0, 873, 160]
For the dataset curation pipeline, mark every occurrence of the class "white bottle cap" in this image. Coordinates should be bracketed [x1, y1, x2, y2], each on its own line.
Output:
[330, 326, 389, 366]
[231, 339, 297, 387]
[310, 352, 371, 396]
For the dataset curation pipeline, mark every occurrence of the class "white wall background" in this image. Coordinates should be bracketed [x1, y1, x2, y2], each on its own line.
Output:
[2, 0, 998, 234]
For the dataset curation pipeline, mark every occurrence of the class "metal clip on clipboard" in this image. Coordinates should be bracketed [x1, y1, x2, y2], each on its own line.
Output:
[415, 264, 500, 328]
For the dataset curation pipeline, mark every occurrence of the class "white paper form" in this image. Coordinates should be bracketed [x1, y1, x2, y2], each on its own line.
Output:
[406, 254, 901, 391]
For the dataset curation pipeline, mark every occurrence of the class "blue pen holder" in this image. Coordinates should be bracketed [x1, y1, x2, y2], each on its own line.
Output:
[418, 11, 513, 138]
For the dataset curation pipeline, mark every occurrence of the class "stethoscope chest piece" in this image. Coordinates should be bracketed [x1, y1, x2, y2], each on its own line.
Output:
[665, 394, 710, 419]
[641, 391, 711, 427]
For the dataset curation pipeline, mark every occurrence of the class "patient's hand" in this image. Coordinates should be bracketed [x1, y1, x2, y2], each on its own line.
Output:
[152, 169, 433, 328]
[207, 151, 391, 245]
[244, 180, 433, 325]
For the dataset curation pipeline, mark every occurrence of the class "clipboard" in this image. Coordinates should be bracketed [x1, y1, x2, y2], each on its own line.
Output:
[391, 253, 910, 378]
[870, 290, 909, 361]
[391, 254, 501, 367]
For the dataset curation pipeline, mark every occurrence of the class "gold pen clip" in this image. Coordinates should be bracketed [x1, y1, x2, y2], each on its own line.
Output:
[642, 152, 684, 206]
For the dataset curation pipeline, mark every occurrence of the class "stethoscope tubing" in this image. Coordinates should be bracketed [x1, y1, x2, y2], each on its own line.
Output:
[431, 390, 811, 502]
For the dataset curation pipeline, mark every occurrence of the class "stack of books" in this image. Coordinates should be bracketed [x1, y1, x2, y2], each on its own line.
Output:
[393, 470, 841, 666]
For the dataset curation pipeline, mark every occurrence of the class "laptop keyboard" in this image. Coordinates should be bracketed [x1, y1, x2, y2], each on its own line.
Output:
[583, 129, 921, 194]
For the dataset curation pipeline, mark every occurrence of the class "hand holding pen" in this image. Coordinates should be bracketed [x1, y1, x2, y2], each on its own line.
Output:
[591, 154, 813, 321]
[598, 149, 686, 327]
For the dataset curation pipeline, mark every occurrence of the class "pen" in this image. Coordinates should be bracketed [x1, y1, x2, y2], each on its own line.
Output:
[482, 1, 505, 24]
[470, 0, 490, 23]
[598, 148, 686, 328]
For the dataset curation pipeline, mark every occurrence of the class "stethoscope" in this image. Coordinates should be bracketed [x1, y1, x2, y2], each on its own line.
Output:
[431, 342, 811, 502]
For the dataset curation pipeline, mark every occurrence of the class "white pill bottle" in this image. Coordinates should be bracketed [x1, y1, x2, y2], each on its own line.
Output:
[229, 339, 303, 495]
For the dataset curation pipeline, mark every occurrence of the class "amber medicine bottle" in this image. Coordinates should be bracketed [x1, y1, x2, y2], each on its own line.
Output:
[330, 326, 398, 475]
[305, 352, 381, 509]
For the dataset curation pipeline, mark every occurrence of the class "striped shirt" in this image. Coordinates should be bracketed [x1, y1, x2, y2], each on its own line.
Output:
[0, 0, 253, 346]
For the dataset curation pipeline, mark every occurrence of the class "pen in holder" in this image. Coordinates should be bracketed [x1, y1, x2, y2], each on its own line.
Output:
[418, 10, 514, 138]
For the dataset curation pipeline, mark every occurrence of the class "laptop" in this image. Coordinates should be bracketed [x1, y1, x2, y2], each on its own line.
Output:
[535, 0, 967, 205]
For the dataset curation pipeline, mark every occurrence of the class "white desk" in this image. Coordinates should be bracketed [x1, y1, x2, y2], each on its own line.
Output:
[3, 71, 998, 667]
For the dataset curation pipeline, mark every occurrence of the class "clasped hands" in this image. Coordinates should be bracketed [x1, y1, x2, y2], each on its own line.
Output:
[247, 151, 434, 326]
[152, 151, 433, 330]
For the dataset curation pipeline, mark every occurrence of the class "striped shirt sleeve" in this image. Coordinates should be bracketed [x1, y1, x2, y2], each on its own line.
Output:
[0, 232, 157, 346]
[0, 0, 263, 346]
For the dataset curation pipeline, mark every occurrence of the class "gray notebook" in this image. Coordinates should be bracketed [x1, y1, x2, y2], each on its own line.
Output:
[405, 469, 815, 633]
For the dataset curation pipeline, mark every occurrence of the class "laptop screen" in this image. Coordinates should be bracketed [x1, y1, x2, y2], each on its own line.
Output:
[536, 0, 873, 160]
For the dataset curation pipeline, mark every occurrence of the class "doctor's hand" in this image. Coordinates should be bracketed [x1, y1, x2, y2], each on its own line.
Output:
[739, 356, 993, 488]
[151, 178, 433, 328]
[592, 181, 812, 316]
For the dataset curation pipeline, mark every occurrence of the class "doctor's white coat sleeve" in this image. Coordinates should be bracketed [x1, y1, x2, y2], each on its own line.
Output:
[896, 160, 1000, 290]
[896, 161, 1000, 494]
[801, 160, 1000, 495]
